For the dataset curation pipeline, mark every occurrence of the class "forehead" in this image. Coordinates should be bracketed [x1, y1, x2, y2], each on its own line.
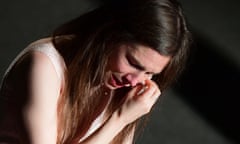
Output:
[127, 44, 171, 74]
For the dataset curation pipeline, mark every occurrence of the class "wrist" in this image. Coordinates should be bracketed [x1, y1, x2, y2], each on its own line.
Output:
[111, 110, 127, 129]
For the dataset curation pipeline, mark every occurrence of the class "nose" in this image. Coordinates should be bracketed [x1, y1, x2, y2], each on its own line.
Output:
[122, 72, 146, 87]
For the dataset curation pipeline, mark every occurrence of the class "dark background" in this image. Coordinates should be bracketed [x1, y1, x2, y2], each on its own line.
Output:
[0, 0, 240, 143]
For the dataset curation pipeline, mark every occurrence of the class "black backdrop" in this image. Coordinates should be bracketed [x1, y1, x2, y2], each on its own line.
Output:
[0, 0, 240, 143]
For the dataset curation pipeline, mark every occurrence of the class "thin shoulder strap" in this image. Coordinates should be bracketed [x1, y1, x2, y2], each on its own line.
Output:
[4, 38, 66, 81]
[32, 40, 66, 81]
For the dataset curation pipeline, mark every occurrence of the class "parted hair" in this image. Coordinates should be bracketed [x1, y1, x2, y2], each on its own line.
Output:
[52, 0, 192, 143]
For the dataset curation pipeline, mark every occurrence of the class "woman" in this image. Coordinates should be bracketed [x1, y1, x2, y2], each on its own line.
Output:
[0, 0, 191, 143]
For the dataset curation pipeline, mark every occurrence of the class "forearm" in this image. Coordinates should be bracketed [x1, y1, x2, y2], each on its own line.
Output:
[80, 111, 126, 144]
[80, 80, 160, 144]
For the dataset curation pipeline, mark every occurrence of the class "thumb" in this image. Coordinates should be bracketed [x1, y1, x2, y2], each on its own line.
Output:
[127, 84, 144, 99]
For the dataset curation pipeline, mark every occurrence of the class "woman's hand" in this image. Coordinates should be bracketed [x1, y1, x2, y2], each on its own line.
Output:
[78, 80, 161, 144]
[117, 79, 161, 125]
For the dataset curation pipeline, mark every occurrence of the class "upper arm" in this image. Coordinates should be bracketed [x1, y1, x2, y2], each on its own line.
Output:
[23, 51, 61, 144]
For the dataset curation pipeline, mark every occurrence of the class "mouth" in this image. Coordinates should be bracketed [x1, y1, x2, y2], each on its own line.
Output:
[108, 74, 125, 88]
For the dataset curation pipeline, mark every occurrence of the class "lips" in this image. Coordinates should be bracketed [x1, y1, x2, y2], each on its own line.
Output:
[109, 74, 124, 88]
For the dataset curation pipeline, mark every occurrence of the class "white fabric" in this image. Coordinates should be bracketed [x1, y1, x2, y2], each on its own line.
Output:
[4, 38, 66, 81]
[80, 94, 113, 142]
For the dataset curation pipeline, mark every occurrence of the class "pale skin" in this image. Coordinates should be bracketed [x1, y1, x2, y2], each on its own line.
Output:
[1, 41, 170, 143]
[80, 44, 169, 144]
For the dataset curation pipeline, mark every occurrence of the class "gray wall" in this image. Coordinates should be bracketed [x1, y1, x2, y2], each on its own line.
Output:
[1, 0, 239, 143]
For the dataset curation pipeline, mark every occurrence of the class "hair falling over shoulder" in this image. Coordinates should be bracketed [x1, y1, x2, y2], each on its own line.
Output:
[52, 0, 192, 143]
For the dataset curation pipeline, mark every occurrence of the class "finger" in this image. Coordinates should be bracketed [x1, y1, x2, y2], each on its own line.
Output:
[151, 88, 161, 102]
[136, 80, 150, 95]
[135, 83, 156, 100]
[146, 79, 161, 94]
[145, 79, 159, 88]
[136, 84, 148, 95]
[145, 79, 161, 99]
[127, 84, 144, 99]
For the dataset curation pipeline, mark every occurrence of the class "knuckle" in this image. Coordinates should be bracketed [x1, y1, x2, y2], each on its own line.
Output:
[140, 100, 151, 113]
[142, 106, 151, 113]
[157, 89, 161, 96]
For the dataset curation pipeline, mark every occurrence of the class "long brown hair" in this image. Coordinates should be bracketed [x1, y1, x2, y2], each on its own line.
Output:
[52, 0, 192, 143]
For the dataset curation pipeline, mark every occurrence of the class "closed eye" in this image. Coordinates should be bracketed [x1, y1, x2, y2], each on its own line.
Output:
[126, 53, 158, 76]
[126, 54, 145, 71]
[130, 61, 144, 70]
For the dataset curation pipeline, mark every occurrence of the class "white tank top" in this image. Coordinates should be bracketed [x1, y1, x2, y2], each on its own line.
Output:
[3, 38, 66, 81]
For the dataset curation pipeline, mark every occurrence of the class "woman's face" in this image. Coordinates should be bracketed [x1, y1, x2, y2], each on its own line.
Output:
[105, 44, 171, 90]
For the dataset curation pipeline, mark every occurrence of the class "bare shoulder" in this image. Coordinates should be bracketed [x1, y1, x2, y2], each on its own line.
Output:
[28, 50, 61, 101]
[0, 50, 60, 143]
[30, 50, 60, 83]
[4, 49, 61, 95]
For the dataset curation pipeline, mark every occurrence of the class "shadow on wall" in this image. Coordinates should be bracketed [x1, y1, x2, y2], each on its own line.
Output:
[174, 31, 240, 144]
